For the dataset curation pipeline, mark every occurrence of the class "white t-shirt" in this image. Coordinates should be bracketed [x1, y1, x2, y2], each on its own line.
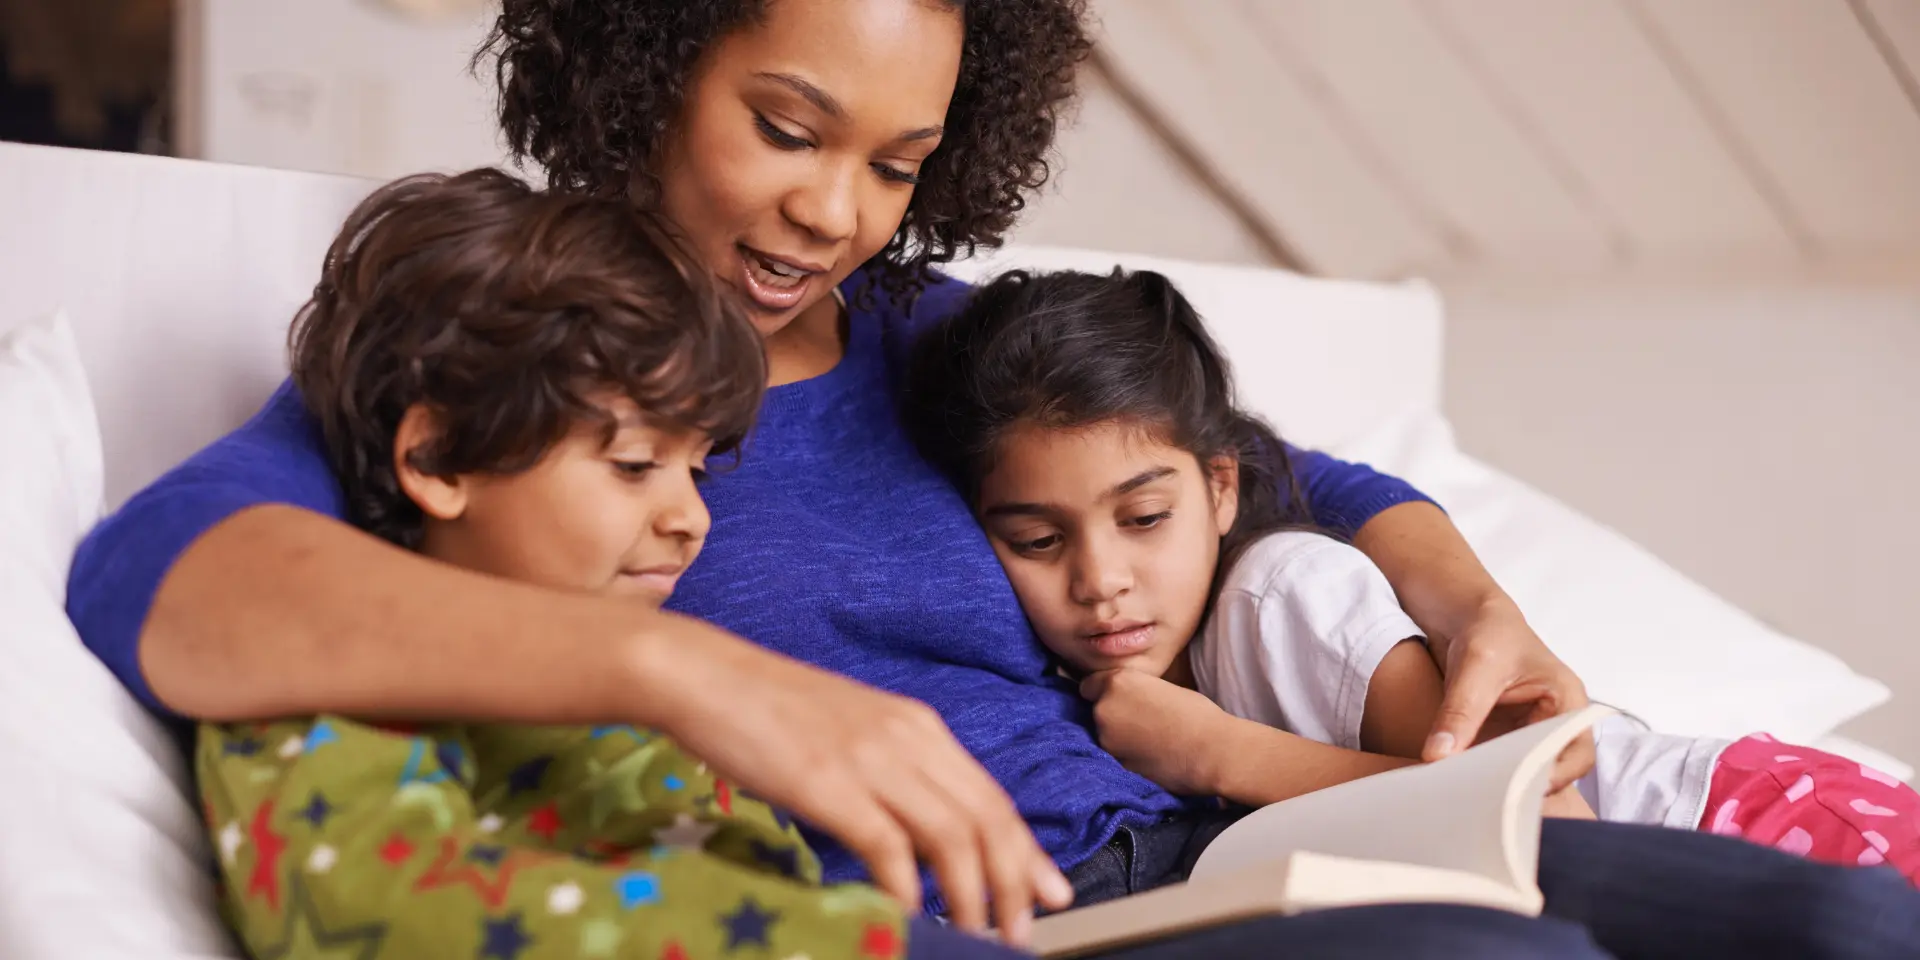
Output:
[1188, 530, 1729, 829]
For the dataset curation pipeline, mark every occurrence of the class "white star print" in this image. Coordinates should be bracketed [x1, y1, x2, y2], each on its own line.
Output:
[477, 813, 504, 834]
[781, 954, 812, 960]
[218, 821, 244, 865]
[653, 813, 720, 849]
[278, 736, 305, 759]
[548, 881, 585, 916]
[307, 845, 338, 874]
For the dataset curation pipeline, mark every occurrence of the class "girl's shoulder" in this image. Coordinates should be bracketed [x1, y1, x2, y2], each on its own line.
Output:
[1219, 529, 1378, 600]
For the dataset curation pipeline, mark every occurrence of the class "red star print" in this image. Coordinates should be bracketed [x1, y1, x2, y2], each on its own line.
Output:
[861, 922, 901, 960]
[246, 800, 289, 910]
[413, 837, 546, 908]
[715, 778, 733, 815]
[578, 839, 632, 867]
[660, 942, 689, 960]
[527, 803, 564, 843]
[379, 834, 416, 866]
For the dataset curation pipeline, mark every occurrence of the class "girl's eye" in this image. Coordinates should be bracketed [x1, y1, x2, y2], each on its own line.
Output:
[1011, 533, 1063, 555]
[1128, 511, 1174, 530]
[612, 460, 657, 479]
[754, 114, 812, 150]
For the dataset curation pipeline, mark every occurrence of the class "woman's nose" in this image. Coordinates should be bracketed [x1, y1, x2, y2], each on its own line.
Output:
[783, 161, 859, 244]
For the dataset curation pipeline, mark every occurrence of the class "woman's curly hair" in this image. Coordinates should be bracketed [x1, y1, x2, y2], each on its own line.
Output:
[479, 0, 1091, 300]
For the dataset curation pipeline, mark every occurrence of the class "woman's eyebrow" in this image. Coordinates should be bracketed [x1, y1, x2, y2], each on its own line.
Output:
[755, 71, 943, 142]
[756, 71, 846, 120]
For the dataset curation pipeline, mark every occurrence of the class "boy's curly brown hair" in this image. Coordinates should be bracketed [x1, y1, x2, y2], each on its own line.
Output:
[290, 168, 766, 548]
[478, 0, 1092, 300]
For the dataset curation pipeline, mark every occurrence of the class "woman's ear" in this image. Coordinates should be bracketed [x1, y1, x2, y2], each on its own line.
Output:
[1207, 454, 1240, 536]
[393, 404, 468, 522]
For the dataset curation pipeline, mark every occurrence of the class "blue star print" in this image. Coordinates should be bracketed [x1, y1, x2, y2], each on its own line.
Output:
[303, 721, 339, 753]
[298, 791, 332, 828]
[616, 872, 662, 909]
[478, 913, 532, 960]
[505, 755, 553, 797]
[721, 897, 779, 951]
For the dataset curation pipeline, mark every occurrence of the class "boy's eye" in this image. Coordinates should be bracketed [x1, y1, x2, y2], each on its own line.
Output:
[1127, 511, 1173, 530]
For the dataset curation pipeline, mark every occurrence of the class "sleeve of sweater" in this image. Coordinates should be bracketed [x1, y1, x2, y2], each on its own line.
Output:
[65, 379, 348, 714]
[1286, 444, 1439, 539]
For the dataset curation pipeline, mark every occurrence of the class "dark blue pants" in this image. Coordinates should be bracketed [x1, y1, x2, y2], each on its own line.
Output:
[910, 812, 1920, 959]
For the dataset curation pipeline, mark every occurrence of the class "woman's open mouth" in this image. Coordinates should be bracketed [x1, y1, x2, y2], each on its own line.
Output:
[738, 244, 822, 313]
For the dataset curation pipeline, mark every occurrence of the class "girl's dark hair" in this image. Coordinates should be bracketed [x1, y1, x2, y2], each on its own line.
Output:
[479, 0, 1092, 303]
[290, 168, 766, 548]
[901, 268, 1318, 574]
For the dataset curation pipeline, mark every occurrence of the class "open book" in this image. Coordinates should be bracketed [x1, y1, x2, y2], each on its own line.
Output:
[1028, 704, 1613, 958]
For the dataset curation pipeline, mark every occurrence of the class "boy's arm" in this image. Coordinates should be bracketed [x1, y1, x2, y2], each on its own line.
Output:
[198, 717, 905, 960]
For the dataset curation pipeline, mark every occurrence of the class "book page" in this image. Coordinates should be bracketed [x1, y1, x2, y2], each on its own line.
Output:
[1190, 705, 1611, 890]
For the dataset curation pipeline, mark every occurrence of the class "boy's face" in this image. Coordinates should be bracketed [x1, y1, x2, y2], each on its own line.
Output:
[974, 420, 1239, 680]
[407, 397, 715, 608]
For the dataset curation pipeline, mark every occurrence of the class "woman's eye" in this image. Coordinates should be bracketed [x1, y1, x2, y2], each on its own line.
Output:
[612, 460, 657, 479]
[1128, 511, 1173, 530]
[690, 466, 712, 485]
[872, 163, 922, 186]
[754, 114, 812, 150]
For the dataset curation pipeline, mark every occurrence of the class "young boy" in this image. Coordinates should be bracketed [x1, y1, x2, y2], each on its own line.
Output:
[197, 169, 907, 960]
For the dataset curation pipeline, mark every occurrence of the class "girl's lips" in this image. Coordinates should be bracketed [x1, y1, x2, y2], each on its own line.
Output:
[738, 245, 818, 313]
[1085, 623, 1156, 658]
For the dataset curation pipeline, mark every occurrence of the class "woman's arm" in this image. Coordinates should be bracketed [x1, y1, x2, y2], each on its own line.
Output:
[68, 386, 1070, 938]
[1350, 501, 1593, 786]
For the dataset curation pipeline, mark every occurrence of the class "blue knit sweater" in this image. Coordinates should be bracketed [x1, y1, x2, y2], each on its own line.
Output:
[67, 267, 1435, 891]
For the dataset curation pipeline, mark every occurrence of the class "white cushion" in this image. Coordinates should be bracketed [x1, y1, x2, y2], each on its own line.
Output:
[0, 311, 238, 959]
[952, 245, 1894, 760]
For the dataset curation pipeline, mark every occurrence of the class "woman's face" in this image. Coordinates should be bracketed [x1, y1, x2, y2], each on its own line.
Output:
[655, 0, 964, 339]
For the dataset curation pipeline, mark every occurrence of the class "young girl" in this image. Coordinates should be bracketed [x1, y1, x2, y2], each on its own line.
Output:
[901, 266, 1920, 886]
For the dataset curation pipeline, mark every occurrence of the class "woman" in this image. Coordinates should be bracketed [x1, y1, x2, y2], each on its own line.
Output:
[65, 1, 1918, 958]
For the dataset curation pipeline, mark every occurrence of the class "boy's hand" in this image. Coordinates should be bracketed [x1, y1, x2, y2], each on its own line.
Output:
[1080, 668, 1234, 797]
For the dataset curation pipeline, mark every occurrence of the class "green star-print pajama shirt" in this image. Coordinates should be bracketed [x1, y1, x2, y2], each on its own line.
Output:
[197, 716, 907, 959]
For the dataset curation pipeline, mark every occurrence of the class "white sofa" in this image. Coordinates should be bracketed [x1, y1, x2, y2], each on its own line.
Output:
[0, 141, 1901, 959]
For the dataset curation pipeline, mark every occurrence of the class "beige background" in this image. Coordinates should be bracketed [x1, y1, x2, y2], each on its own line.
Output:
[178, 0, 1920, 763]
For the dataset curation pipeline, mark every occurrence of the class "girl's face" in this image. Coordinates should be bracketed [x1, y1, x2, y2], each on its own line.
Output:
[654, 0, 963, 341]
[976, 420, 1241, 679]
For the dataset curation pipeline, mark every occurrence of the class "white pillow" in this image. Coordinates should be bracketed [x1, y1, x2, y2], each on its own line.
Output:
[0, 310, 238, 959]
[1334, 409, 1893, 751]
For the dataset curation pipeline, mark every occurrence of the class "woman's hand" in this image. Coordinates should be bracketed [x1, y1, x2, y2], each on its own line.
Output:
[641, 614, 1072, 946]
[1422, 595, 1595, 793]
[1078, 669, 1236, 797]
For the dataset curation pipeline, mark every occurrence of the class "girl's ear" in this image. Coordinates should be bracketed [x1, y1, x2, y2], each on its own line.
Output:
[394, 403, 469, 521]
[1207, 454, 1240, 537]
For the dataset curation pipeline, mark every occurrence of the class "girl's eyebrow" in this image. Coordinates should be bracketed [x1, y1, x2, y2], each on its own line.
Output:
[982, 467, 1177, 519]
[1108, 467, 1177, 498]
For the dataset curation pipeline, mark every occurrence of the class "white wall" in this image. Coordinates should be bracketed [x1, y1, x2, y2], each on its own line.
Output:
[179, 0, 509, 178]
[1439, 269, 1920, 764]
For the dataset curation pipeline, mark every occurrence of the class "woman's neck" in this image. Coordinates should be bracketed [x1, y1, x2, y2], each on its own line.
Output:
[764, 293, 850, 387]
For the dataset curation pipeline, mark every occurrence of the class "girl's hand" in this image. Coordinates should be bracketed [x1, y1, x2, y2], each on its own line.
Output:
[1079, 668, 1235, 797]
[646, 615, 1072, 946]
[1422, 596, 1596, 793]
